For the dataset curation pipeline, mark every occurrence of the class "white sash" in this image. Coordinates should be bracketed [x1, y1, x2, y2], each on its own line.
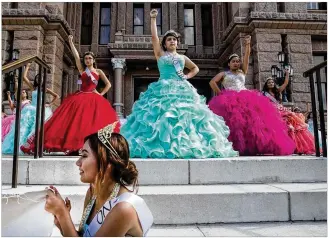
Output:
[78, 68, 98, 86]
[83, 193, 153, 237]
[85, 68, 98, 85]
[166, 52, 187, 80]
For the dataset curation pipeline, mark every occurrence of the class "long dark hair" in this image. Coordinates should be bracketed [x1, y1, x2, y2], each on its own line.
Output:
[262, 77, 281, 102]
[161, 30, 180, 51]
[21, 89, 29, 100]
[33, 74, 42, 90]
[82, 51, 97, 69]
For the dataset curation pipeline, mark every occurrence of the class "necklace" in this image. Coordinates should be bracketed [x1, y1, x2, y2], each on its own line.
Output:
[78, 183, 120, 233]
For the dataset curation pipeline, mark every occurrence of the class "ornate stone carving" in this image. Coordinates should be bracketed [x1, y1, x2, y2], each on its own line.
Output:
[111, 58, 126, 69]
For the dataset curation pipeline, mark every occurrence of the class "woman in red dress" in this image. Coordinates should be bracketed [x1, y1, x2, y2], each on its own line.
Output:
[21, 35, 120, 154]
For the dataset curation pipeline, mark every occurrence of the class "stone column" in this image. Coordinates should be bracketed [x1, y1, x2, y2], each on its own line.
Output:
[111, 58, 126, 119]
[144, 3, 151, 35]
[69, 66, 75, 94]
[169, 3, 178, 31]
[126, 3, 133, 34]
[195, 4, 203, 53]
[91, 2, 100, 53]
[162, 3, 169, 32]
[75, 3, 82, 45]
[177, 3, 184, 41]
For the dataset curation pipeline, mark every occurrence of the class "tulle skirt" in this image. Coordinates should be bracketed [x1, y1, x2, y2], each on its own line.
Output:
[21, 91, 120, 154]
[279, 109, 315, 155]
[2, 105, 52, 154]
[209, 89, 296, 156]
[121, 79, 238, 158]
[2, 114, 15, 142]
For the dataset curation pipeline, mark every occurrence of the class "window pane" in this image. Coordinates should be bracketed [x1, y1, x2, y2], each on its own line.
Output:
[184, 27, 195, 45]
[134, 26, 144, 35]
[307, 3, 312, 9]
[157, 26, 161, 35]
[201, 5, 213, 46]
[156, 8, 162, 23]
[99, 26, 110, 44]
[82, 4, 93, 25]
[81, 26, 92, 45]
[100, 8, 111, 25]
[184, 8, 194, 26]
[134, 8, 144, 26]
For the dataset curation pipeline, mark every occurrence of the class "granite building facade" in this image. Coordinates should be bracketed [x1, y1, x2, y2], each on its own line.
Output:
[2, 2, 327, 117]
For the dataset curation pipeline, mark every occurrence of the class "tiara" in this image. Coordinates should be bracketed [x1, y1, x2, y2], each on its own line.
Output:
[164, 30, 179, 37]
[229, 53, 240, 60]
[98, 122, 121, 160]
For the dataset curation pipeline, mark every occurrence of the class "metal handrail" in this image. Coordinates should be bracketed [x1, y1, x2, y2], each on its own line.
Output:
[303, 61, 327, 77]
[2, 55, 50, 188]
[2, 55, 51, 74]
[303, 60, 327, 157]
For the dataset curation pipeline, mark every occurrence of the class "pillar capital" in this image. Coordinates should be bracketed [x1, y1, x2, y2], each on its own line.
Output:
[111, 58, 126, 69]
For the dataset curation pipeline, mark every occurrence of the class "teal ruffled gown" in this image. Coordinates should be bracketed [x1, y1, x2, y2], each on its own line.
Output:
[120, 54, 238, 158]
[2, 90, 53, 155]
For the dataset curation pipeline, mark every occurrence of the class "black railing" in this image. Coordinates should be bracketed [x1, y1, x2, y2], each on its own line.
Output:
[2, 55, 51, 188]
[303, 60, 327, 157]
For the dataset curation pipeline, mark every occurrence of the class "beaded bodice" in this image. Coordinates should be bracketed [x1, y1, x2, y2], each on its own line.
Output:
[222, 71, 246, 91]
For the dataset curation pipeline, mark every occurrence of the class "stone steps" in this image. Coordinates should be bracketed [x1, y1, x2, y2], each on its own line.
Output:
[2, 156, 327, 185]
[50, 221, 328, 237]
[2, 183, 326, 225]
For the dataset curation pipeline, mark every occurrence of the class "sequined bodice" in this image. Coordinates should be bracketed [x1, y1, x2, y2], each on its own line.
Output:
[222, 71, 246, 91]
[157, 54, 185, 80]
[80, 71, 99, 92]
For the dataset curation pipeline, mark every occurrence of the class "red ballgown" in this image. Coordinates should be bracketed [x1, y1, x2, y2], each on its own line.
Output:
[21, 71, 120, 154]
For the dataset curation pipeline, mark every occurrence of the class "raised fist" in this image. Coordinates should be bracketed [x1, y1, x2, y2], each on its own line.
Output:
[68, 35, 74, 41]
[150, 9, 158, 18]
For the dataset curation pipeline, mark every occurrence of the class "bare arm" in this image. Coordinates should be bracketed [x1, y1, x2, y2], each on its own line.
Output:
[68, 35, 84, 74]
[209, 72, 225, 95]
[278, 68, 290, 93]
[96, 69, 111, 96]
[242, 35, 251, 75]
[7, 91, 15, 111]
[150, 9, 163, 59]
[94, 202, 137, 236]
[304, 102, 311, 118]
[23, 63, 35, 91]
[45, 88, 60, 105]
[183, 55, 199, 79]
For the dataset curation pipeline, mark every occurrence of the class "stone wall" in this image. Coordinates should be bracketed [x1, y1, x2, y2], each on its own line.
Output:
[287, 34, 314, 111]
[253, 31, 282, 91]
[43, 31, 65, 108]
[2, 30, 12, 64]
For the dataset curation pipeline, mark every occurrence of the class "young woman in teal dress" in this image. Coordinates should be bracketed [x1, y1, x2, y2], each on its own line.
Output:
[120, 9, 238, 159]
[2, 63, 59, 154]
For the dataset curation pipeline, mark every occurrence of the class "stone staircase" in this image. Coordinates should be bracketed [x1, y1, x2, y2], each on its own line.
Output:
[2, 155, 327, 228]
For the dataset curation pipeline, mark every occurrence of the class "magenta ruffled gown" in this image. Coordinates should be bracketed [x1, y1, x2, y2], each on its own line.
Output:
[208, 71, 295, 156]
[2, 100, 30, 142]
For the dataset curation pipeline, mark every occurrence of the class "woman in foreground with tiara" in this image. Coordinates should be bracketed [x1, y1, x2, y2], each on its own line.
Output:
[208, 35, 295, 156]
[44, 122, 153, 236]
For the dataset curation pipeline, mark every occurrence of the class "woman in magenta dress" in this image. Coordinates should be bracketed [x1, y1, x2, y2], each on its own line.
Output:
[262, 75, 315, 155]
[208, 35, 295, 156]
[2, 90, 31, 141]
[21, 35, 120, 154]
